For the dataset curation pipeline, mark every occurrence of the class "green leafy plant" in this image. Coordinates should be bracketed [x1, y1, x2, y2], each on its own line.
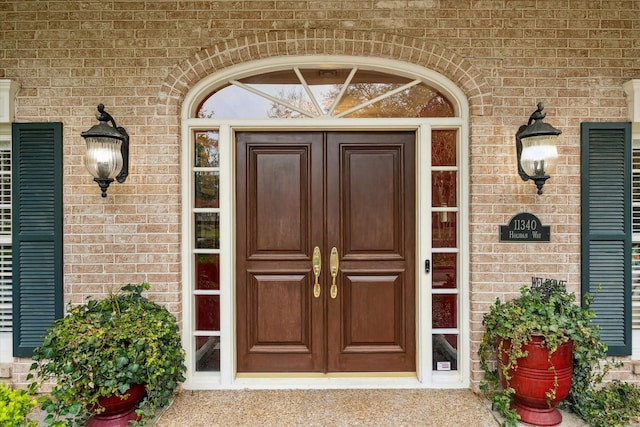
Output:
[478, 281, 640, 427]
[569, 379, 640, 427]
[28, 282, 186, 426]
[0, 382, 37, 427]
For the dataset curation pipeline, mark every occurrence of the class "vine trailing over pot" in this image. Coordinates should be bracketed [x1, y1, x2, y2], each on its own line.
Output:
[28, 282, 186, 426]
[478, 280, 640, 427]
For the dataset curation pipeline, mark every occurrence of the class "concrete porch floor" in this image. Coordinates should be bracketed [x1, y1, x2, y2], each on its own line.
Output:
[150, 389, 591, 427]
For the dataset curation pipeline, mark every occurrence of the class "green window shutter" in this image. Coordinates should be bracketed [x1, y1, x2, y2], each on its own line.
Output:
[11, 122, 63, 357]
[581, 122, 632, 356]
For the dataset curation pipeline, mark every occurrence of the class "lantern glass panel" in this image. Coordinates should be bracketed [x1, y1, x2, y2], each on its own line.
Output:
[520, 135, 558, 177]
[85, 137, 123, 179]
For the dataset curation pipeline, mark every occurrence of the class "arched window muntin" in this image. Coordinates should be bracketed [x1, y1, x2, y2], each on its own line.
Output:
[186, 56, 466, 120]
[181, 56, 470, 389]
[197, 69, 454, 119]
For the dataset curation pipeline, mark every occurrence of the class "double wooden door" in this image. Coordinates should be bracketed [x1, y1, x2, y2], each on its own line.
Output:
[236, 131, 415, 373]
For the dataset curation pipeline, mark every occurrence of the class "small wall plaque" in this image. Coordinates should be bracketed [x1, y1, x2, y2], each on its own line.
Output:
[500, 212, 550, 242]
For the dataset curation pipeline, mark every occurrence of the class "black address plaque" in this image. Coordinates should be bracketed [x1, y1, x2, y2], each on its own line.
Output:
[500, 212, 550, 242]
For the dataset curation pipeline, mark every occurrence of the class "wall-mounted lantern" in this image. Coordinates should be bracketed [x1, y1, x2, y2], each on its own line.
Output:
[81, 104, 129, 197]
[516, 103, 561, 195]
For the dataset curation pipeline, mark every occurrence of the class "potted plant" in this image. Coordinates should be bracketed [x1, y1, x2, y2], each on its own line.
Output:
[0, 382, 37, 426]
[478, 280, 599, 426]
[28, 282, 186, 427]
[479, 280, 640, 427]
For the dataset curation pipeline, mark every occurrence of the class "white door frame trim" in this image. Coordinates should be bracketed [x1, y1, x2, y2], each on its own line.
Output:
[181, 57, 470, 390]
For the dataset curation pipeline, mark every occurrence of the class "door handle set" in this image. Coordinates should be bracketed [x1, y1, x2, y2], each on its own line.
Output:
[329, 247, 339, 299]
[312, 246, 322, 298]
[312, 246, 339, 299]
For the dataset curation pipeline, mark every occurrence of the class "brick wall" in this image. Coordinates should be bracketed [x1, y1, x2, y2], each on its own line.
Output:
[1, 0, 639, 388]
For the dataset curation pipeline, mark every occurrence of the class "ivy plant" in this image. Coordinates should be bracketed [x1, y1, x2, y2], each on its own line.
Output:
[28, 282, 186, 426]
[478, 282, 640, 427]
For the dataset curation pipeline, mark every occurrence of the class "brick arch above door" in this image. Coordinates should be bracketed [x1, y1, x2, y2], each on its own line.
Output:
[155, 30, 493, 118]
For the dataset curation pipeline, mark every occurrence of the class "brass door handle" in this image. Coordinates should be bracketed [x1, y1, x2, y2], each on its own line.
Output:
[330, 247, 339, 299]
[312, 246, 321, 298]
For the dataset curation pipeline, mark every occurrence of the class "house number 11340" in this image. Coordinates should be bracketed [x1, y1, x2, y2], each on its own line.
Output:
[513, 218, 538, 231]
[500, 213, 550, 242]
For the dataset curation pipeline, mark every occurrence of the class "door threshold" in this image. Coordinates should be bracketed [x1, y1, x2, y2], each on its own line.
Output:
[236, 372, 416, 379]
[230, 373, 423, 390]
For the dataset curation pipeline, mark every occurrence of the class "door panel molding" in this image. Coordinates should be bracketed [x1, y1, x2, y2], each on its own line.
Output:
[253, 150, 306, 254]
[246, 272, 312, 352]
[341, 146, 404, 257]
[340, 272, 406, 351]
[248, 146, 312, 259]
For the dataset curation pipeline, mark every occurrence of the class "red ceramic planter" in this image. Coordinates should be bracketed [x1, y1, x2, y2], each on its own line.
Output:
[500, 336, 573, 427]
[86, 383, 146, 427]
